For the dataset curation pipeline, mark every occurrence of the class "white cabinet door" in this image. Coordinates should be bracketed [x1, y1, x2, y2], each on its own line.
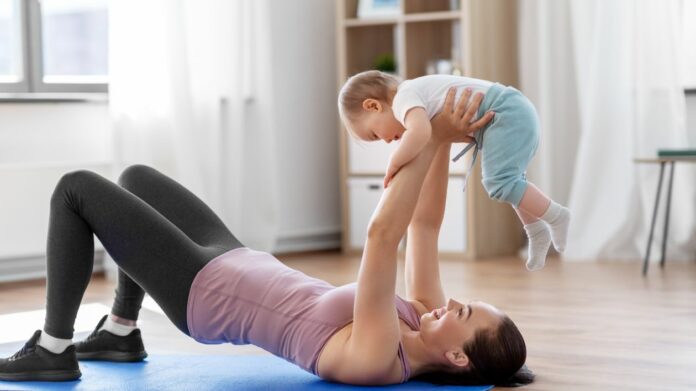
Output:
[449, 142, 470, 174]
[348, 139, 471, 175]
[348, 177, 384, 249]
[348, 141, 398, 174]
[438, 177, 467, 253]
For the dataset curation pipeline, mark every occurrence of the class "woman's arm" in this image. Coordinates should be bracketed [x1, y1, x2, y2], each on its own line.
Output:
[384, 113, 432, 188]
[404, 142, 450, 310]
[405, 88, 493, 312]
[347, 112, 443, 383]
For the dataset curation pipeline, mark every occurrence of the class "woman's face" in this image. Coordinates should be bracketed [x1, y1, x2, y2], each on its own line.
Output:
[419, 299, 504, 363]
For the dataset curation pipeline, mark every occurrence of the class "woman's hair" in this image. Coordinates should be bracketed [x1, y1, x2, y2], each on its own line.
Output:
[337, 70, 400, 137]
[414, 315, 534, 387]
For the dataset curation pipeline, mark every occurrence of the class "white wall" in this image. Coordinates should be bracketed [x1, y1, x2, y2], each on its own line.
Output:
[268, 0, 341, 252]
[687, 94, 696, 145]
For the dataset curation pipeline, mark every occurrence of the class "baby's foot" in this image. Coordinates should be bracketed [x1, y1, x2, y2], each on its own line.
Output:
[541, 203, 571, 252]
[524, 221, 551, 271]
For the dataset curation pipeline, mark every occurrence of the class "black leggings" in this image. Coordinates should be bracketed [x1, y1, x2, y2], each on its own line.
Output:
[44, 164, 244, 339]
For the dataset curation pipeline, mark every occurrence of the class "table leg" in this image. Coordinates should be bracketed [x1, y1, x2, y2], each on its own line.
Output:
[643, 162, 665, 276]
[660, 162, 675, 268]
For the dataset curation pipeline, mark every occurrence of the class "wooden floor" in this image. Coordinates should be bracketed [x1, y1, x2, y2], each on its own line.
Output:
[1, 252, 695, 390]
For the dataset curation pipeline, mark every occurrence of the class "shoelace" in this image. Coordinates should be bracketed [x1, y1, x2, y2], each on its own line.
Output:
[9, 341, 35, 360]
[83, 326, 102, 343]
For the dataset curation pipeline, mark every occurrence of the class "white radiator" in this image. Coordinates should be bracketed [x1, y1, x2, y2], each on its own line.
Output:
[0, 162, 112, 282]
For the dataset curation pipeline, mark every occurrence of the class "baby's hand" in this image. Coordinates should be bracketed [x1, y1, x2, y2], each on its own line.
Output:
[383, 162, 402, 188]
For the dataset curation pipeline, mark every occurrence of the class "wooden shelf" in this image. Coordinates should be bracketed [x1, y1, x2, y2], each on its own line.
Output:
[344, 10, 462, 27]
[337, 0, 522, 257]
[403, 10, 461, 22]
[345, 24, 396, 77]
[404, 18, 460, 79]
[403, 0, 460, 14]
[344, 18, 398, 27]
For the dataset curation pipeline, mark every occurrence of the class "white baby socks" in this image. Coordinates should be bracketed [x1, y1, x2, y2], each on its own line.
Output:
[523, 221, 552, 271]
[540, 201, 571, 252]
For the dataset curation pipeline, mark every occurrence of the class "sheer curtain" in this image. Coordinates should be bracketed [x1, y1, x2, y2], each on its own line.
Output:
[519, 0, 696, 262]
[109, 0, 279, 252]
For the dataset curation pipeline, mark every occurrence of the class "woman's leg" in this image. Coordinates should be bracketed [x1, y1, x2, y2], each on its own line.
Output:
[0, 167, 242, 380]
[110, 164, 243, 323]
[43, 169, 230, 340]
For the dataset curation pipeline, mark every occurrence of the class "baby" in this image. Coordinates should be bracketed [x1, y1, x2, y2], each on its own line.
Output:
[337, 70, 570, 271]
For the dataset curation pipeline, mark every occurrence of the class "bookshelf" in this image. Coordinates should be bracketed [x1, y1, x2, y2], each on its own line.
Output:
[336, 0, 523, 258]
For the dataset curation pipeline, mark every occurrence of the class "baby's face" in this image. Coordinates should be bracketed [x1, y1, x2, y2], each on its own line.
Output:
[352, 100, 405, 143]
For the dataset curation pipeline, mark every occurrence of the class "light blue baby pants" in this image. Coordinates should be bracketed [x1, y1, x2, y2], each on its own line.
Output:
[453, 83, 540, 208]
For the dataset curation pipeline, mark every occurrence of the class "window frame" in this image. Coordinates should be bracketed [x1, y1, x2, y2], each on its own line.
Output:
[0, 0, 107, 94]
[684, 0, 696, 93]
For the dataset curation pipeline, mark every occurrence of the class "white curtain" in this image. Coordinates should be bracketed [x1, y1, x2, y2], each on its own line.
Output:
[519, 0, 696, 262]
[109, 0, 280, 251]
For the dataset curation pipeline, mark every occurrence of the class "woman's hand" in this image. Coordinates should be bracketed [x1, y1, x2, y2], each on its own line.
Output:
[430, 88, 495, 143]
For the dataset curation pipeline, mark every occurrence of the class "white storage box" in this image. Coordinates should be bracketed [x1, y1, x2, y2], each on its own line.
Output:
[439, 177, 467, 253]
[347, 176, 466, 253]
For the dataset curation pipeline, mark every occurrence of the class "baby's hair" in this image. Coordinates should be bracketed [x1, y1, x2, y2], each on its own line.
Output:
[338, 70, 400, 140]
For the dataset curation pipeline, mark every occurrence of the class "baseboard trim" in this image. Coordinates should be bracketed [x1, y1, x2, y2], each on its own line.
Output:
[0, 251, 105, 284]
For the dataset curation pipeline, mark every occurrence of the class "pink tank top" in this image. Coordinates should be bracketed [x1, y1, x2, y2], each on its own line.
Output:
[186, 248, 421, 383]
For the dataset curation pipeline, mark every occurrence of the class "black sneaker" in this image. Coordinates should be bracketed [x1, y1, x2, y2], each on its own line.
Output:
[74, 315, 147, 362]
[0, 330, 81, 381]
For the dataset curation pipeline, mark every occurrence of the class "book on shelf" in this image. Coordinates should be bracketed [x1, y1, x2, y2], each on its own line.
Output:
[657, 148, 696, 157]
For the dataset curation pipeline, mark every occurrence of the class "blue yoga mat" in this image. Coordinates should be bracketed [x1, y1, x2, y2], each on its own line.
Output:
[0, 355, 493, 391]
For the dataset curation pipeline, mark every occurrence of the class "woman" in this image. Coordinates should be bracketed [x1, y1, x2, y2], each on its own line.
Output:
[0, 89, 533, 386]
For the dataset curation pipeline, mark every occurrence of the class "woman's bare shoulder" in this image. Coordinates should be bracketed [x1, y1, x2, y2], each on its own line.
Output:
[406, 299, 431, 315]
[317, 321, 411, 385]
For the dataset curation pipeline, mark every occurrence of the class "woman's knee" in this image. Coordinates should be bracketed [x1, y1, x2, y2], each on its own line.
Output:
[54, 169, 99, 192]
[117, 164, 156, 188]
[51, 170, 101, 205]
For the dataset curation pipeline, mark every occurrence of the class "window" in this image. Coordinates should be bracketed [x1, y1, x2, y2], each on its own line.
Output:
[684, 0, 696, 90]
[0, 0, 23, 87]
[0, 0, 108, 94]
